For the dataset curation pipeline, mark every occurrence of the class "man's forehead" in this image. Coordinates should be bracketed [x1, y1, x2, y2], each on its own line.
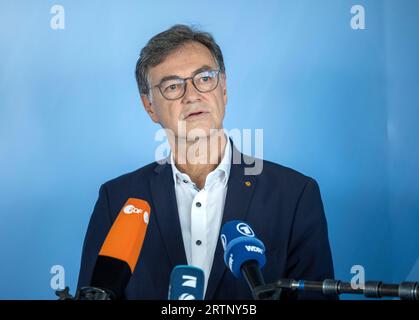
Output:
[149, 42, 217, 80]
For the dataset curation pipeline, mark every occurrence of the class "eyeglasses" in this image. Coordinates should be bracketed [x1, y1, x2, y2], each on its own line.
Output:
[152, 69, 221, 100]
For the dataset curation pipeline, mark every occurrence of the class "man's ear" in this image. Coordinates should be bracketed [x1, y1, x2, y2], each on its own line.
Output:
[141, 94, 159, 123]
[221, 74, 227, 105]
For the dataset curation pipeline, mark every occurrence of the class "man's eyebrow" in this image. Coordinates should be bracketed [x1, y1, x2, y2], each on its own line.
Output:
[191, 65, 214, 75]
[156, 65, 215, 85]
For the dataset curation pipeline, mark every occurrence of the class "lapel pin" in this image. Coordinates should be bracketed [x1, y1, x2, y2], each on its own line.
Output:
[244, 181, 252, 187]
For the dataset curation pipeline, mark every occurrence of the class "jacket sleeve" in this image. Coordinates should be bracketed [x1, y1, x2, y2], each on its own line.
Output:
[284, 178, 337, 300]
[77, 184, 113, 290]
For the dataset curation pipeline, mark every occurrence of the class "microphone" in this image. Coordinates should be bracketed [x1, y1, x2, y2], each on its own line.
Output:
[168, 265, 205, 300]
[80, 198, 151, 300]
[220, 220, 267, 299]
[253, 278, 419, 300]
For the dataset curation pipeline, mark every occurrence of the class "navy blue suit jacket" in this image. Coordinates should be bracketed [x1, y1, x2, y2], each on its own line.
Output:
[78, 141, 335, 299]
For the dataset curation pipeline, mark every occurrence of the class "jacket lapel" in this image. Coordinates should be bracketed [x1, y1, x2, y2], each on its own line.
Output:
[205, 142, 258, 299]
[150, 161, 188, 268]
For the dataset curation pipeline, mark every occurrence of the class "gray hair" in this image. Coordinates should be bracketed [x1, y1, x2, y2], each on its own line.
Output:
[135, 24, 226, 96]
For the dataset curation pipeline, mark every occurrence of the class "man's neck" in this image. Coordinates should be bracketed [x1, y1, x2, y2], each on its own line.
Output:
[170, 131, 228, 190]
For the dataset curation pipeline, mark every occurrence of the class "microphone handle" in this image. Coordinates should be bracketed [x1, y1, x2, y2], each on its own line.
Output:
[274, 279, 419, 300]
[55, 286, 114, 300]
[76, 286, 114, 300]
[241, 260, 266, 299]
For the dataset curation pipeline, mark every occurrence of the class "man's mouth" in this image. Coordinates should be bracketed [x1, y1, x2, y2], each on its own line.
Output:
[184, 110, 209, 120]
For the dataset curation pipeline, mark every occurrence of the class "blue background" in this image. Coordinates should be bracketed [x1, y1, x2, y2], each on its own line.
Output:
[0, 0, 418, 299]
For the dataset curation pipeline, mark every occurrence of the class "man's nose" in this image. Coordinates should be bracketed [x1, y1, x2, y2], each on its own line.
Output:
[181, 79, 201, 104]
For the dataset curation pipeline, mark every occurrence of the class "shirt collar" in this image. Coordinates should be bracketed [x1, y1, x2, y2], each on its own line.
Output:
[170, 134, 232, 189]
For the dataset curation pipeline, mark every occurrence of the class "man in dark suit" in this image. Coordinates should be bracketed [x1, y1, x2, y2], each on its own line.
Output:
[78, 24, 335, 299]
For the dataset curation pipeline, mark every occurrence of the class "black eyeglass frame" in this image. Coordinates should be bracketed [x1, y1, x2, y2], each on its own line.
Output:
[151, 69, 221, 100]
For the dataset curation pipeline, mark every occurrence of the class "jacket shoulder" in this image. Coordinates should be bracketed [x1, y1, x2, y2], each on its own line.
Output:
[258, 158, 318, 190]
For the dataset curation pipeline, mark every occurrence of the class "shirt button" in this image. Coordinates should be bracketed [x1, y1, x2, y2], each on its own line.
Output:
[196, 240, 202, 246]
[196, 202, 201, 208]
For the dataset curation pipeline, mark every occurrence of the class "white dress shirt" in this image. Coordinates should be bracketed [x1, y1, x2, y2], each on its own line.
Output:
[170, 137, 231, 295]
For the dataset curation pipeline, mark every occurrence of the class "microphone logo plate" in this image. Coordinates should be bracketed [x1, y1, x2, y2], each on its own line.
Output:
[182, 275, 198, 288]
[236, 223, 255, 237]
[220, 234, 227, 250]
[123, 204, 149, 224]
[178, 293, 196, 300]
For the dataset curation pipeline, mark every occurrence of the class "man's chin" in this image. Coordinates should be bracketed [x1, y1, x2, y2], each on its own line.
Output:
[168, 121, 224, 142]
[182, 124, 212, 139]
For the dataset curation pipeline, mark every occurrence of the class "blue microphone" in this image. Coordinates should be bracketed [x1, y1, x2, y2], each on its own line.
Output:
[168, 265, 205, 300]
[220, 220, 267, 299]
